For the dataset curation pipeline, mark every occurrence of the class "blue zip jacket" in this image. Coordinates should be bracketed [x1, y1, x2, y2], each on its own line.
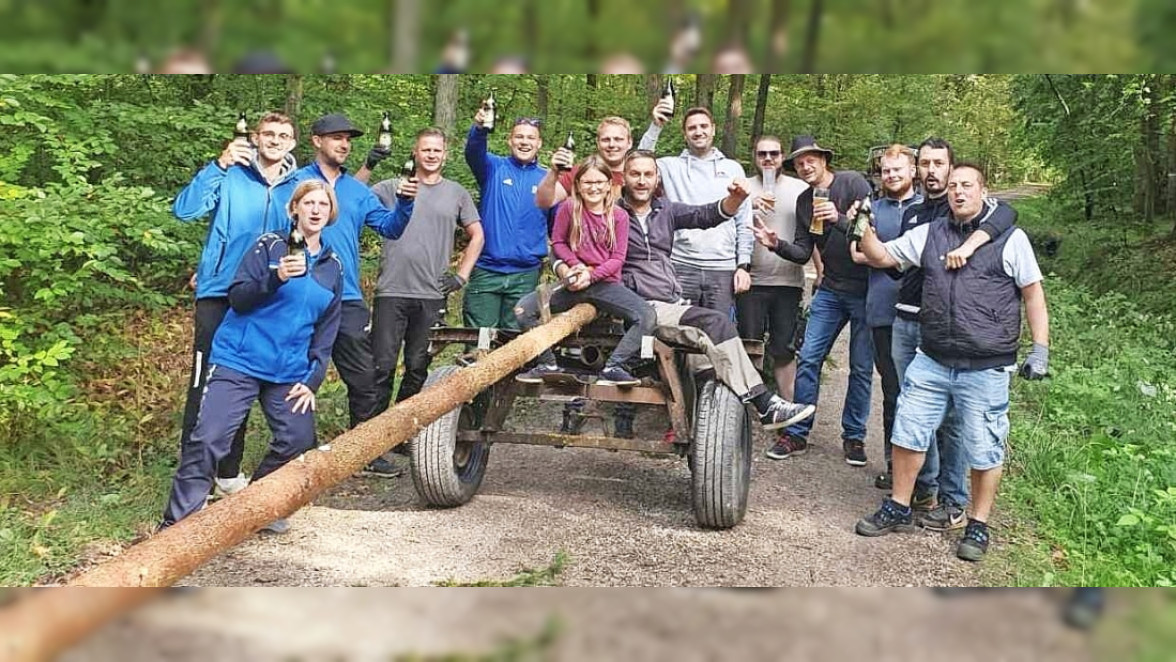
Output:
[464, 124, 549, 273]
[294, 162, 414, 301]
[173, 154, 299, 299]
[211, 232, 343, 391]
[867, 193, 921, 327]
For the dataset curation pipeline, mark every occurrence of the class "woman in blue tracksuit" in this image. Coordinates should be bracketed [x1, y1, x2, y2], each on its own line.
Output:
[161, 180, 344, 533]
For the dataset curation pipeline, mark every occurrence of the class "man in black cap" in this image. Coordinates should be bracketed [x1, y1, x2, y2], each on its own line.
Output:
[293, 113, 416, 475]
[751, 136, 875, 467]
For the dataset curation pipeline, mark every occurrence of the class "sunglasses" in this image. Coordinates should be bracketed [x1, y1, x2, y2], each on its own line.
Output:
[756, 150, 782, 159]
[513, 117, 543, 128]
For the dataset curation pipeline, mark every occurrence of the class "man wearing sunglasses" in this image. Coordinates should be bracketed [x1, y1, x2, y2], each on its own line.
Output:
[463, 113, 550, 332]
[172, 111, 301, 499]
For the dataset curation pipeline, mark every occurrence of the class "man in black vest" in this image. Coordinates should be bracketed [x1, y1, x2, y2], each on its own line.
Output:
[851, 163, 1050, 562]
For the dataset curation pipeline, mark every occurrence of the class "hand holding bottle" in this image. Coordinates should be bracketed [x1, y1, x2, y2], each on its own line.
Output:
[277, 252, 307, 281]
[551, 147, 575, 171]
[217, 141, 254, 169]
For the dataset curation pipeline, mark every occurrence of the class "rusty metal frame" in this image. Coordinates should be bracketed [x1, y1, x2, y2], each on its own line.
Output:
[458, 430, 679, 455]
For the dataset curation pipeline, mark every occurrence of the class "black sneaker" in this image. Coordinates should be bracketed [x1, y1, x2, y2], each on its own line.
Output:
[911, 490, 937, 511]
[516, 363, 563, 383]
[874, 471, 893, 490]
[919, 502, 967, 531]
[360, 456, 403, 478]
[758, 397, 815, 430]
[765, 433, 807, 460]
[843, 438, 867, 467]
[956, 519, 990, 562]
[598, 366, 640, 387]
[855, 498, 917, 537]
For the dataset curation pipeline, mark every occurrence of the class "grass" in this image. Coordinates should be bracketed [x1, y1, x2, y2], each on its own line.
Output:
[434, 551, 569, 587]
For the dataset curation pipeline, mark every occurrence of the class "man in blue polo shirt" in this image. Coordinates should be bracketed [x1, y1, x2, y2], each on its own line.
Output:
[462, 111, 549, 330]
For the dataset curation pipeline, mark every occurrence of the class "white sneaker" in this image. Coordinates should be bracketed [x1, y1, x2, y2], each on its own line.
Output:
[213, 473, 249, 498]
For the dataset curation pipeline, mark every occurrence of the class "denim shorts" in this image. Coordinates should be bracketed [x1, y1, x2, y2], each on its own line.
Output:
[891, 352, 1013, 471]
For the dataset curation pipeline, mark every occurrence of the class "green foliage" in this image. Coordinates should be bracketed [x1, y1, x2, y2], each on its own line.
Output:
[435, 551, 569, 587]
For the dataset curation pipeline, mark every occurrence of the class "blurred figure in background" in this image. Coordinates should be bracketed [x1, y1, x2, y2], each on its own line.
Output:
[155, 48, 212, 74]
[600, 53, 645, 74]
[712, 44, 755, 73]
[232, 50, 293, 74]
[436, 28, 469, 73]
[489, 56, 528, 74]
[665, 12, 702, 73]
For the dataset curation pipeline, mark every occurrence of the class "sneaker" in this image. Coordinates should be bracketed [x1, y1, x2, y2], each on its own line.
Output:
[260, 518, 290, 535]
[360, 456, 403, 478]
[911, 490, 937, 511]
[919, 502, 967, 531]
[956, 519, 991, 562]
[213, 473, 249, 498]
[843, 438, 867, 467]
[758, 397, 815, 430]
[874, 472, 893, 490]
[598, 366, 640, 387]
[516, 363, 562, 384]
[855, 498, 917, 537]
[765, 433, 807, 460]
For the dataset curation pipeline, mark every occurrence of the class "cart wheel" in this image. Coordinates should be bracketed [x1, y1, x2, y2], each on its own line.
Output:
[690, 379, 751, 529]
[409, 365, 490, 507]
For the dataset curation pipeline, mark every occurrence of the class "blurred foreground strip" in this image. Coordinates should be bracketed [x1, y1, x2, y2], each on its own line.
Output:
[0, 589, 166, 662]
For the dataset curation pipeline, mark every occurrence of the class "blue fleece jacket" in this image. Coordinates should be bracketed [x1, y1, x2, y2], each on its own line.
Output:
[866, 192, 921, 327]
[211, 232, 343, 391]
[463, 124, 549, 273]
[294, 162, 414, 301]
[173, 154, 299, 299]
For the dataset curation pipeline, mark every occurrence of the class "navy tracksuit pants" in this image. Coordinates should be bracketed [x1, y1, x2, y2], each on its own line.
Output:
[162, 365, 316, 527]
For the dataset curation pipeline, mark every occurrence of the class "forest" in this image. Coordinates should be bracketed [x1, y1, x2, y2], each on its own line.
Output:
[1, 73, 1175, 591]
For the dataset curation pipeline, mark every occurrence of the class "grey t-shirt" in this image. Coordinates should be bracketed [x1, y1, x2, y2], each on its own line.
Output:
[885, 224, 1043, 288]
[748, 173, 808, 287]
[372, 178, 480, 299]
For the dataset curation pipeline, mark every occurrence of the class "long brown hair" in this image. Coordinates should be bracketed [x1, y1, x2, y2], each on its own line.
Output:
[569, 154, 619, 252]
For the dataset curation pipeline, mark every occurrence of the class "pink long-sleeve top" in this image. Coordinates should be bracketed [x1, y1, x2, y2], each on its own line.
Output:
[551, 203, 630, 284]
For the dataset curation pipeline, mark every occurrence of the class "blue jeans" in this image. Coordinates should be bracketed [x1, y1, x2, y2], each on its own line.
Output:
[893, 317, 969, 507]
[786, 287, 873, 441]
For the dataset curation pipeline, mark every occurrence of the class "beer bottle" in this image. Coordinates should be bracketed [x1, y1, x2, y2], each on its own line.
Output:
[558, 131, 575, 172]
[661, 76, 676, 118]
[377, 111, 393, 150]
[233, 111, 251, 145]
[401, 156, 416, 179]
[849, 197, 873, 243]
[481, 87, 497, 132]
[286, 224, 307, 277]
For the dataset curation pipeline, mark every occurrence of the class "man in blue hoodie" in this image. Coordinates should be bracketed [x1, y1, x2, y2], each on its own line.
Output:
[172, 111, 300, 498]
[463, 111, 549, 330]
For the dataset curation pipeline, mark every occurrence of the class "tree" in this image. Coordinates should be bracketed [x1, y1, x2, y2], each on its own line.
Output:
[751, 75, 771, 143]
[433, 74, 459, 139]
[721, 75, 746, 156]
[695, 74, 717, 113]
[801, 0, 824, 73]
[284, 74, 303, 127]
[392, 0, 419, 72]
[765, 0, 791, 73]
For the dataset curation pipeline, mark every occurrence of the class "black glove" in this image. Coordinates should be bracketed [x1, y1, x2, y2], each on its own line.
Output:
[1019, 342, 1049, 380]
[364, 145, 392, 170]
[439, 272, 466, 295]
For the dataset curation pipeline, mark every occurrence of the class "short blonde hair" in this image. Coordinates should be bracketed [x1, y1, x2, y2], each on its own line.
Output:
[288, 180, 339, 226]
[596, 116, 632, 139]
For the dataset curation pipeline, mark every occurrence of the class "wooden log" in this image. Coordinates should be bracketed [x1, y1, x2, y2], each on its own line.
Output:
[0, 589, 166, 662]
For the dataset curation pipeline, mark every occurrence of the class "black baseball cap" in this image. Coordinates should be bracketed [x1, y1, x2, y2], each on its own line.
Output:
[311, 113, 364, 138]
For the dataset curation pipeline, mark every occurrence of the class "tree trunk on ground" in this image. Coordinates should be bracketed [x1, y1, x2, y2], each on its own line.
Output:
[751, 74, 771, 143]
[765, 0, 791, 72]
[695, 74, 717, 113]
[391, 0, 419, 72]
[67, 305, 598, 590]
[721, 74, 747, 157]
[801, 0, 824, 73]
[284, 74, 303, 127]
[433, 74, 459, 139]
[0, 589, 168, 662]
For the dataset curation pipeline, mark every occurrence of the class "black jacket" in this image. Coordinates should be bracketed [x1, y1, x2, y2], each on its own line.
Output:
[773, 170, 873, 296]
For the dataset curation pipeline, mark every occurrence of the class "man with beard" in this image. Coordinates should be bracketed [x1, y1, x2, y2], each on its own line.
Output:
[173, 111, 300, 498]
[853, 163, 1049, 563]
[294, 114, 416, 476]
[889, 138, 1017, 531]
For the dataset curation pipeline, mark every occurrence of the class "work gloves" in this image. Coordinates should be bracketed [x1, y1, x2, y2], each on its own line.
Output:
[1019, 342, 1049, 380]
[365, 145, 392, 170]
[439, 273, 467, 295]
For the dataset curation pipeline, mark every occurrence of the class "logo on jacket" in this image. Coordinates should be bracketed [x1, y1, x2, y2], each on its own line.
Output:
[503, 178, 513, 186]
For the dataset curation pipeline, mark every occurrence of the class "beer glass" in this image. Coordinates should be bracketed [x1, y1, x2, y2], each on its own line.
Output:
[810, 187, 830, 234]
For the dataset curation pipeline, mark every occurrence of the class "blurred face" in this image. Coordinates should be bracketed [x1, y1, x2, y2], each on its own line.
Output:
[712, 49, 753, 74]
[596, 124, 632, 168]
[508, 124, 542, 163]
[313, 132, 352, 168]
[879, 154, 915, 199]
[294, 189, 332, 237]
[253, 121, 295, 165]
[414, 134, 447, 175]
[623, 156, 659, 204]
[577, 167, 611, 207]
[947, 167, 986, 221]
[917, 146, 952, 197]
[754, 138, 783, 177]
[793, 152, 829, 186]
[683, 112, 714, 154]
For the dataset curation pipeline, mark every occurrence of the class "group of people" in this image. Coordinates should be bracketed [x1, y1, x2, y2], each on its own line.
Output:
[163, 94, 1050, 566]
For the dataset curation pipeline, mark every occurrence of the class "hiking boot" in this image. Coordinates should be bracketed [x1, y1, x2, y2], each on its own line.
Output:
[598, 366, 640, 387]
[855, 498, 917, 537]
[360, 456, 403, 478]
[260, 518, 290, 535]
[843, 438, 867, 467]
[516, 363, 563, 383]
[765, 433, 807, 460]
[956, 519, 991, 562]
[212, 473, 248, 498]
[919, 502, 967, 531]
[911, 490, 937, 511]
[758, 397, 815, 430]
[874, 471, 893, 490]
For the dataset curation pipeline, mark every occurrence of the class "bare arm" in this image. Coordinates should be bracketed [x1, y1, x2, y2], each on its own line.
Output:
[457, 222, 485, 281]
[858, 223, 900, 269]
[1022, 280, 1049, 346]
[354, 164, 373, 184]
[535, 167, 568, 210]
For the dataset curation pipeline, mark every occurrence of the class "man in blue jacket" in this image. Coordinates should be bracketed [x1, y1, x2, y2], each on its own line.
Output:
[172, 111, 299, 498]
[462, 111, 549, 330]
[294, 114, 415, 475]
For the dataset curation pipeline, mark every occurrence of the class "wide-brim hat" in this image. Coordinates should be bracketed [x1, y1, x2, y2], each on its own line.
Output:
[311, 113, 364, 138]
[783, 135, 834, 170]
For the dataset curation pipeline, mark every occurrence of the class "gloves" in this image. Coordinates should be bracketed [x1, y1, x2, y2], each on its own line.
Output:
[1019, 342, 1049, 380]
[364, 145, 391, 170]
[439, 272, 467, 295]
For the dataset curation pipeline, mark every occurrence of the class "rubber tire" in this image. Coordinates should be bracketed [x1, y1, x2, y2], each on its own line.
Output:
[409, 365, 490, 507]
[690, 379, 752, 529]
